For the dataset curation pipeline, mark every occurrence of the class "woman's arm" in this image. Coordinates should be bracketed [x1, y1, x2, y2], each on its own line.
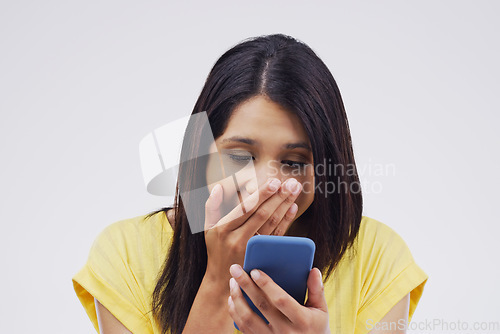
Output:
[96, 284, 233, 334]
[368, 293, 410, 334]
[94, 297, 133, 334]
[181, 274, 234, 334]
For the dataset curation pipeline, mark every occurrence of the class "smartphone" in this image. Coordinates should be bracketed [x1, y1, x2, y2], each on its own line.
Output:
[234, 235, 316, 330]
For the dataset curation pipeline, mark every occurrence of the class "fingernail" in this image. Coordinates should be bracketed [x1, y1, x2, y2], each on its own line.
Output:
[228, 295, 233, 307]
[286, 178, 298, 193]
[269, 178, 281, 191]
[229, 277, 237, 290]
[292, 182, 302, 196]
[230, 264, 243, 278]
[211, 184, 220, 197]
[250, 269, 260, 281]
[289, 203, 298, 215]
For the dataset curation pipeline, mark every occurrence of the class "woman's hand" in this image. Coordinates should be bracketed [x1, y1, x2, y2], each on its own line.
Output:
[203, 177, 302, 284]
[228, 265, 331, 334]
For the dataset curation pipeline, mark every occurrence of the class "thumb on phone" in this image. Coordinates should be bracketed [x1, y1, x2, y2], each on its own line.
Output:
[305, 267, 328, 312]
[204, 183, 223, 231]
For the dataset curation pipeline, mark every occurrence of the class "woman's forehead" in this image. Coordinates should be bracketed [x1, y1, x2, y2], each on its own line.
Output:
[224, 96, 310, 142]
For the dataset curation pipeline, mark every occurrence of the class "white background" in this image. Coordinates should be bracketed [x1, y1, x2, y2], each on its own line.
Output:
[1, 1, 498, 333]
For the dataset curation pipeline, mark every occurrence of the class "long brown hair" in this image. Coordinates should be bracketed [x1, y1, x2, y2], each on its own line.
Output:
[147, 33, 363, 334]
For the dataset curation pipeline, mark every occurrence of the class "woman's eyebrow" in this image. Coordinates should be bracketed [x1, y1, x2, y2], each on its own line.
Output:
[220, 136, 311, 151]
[283, 142, 311, 151]
[221, 136, 255, 145]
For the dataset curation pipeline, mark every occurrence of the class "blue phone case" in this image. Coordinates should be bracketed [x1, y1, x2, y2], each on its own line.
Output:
[234, 235, 315, 331]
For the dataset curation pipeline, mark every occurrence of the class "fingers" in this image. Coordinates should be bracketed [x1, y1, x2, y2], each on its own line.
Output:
[228, 295, 269, 334]
[204, 183, 223, 231]
[228, 265, 271, 334]
[262, 178, 302, 236]
[271, 203, 298, 236]
[304, 268, 328, 312]
[229, 265, 289, 332]
[230, 265, 329, 332]
[210, 178, 282, 231]
[244, 267, 303, 325]
[248, 178, 302, 237]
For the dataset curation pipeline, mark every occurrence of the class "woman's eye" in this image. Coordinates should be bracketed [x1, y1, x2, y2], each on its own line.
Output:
[226, 154, 307, 168]
[228, 154, 254, 163]
[282, 160, 307, 168]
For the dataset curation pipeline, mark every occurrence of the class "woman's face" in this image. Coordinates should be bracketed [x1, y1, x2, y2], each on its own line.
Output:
[205, 95, 315, 231]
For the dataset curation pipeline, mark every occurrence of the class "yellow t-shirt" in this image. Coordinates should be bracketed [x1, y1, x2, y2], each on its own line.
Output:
[72, 212, 428, 334]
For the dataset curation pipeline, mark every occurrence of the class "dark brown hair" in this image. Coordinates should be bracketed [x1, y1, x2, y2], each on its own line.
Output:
[147, 33, 363, 334]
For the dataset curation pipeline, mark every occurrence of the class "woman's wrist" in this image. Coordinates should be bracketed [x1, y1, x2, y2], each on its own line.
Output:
[182, 269, 233, 334]
[201, 269, 231, 302]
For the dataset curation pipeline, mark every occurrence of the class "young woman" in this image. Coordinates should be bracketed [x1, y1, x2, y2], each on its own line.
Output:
[73, 34, 428, 334]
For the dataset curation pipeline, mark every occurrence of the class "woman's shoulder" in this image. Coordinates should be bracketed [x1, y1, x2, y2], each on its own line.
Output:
[73, 210, 174, 333]
[87, 210, 174, 269]
[348, 216, 424, 282]
[98, 210, 173, 240]
[337, 215, 419, 275]
[358, 216, 404, 244]
[358, 215, 401, 240]
[354, 216, 411, 253]
[326, 216, 428, 329]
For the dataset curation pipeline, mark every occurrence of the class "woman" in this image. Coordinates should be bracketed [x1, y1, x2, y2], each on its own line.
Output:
[73, 34, 428, 334]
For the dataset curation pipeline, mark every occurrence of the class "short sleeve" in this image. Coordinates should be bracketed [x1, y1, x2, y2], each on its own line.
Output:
[355, 219, 428, 333]
[72, 220, 154, 333]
